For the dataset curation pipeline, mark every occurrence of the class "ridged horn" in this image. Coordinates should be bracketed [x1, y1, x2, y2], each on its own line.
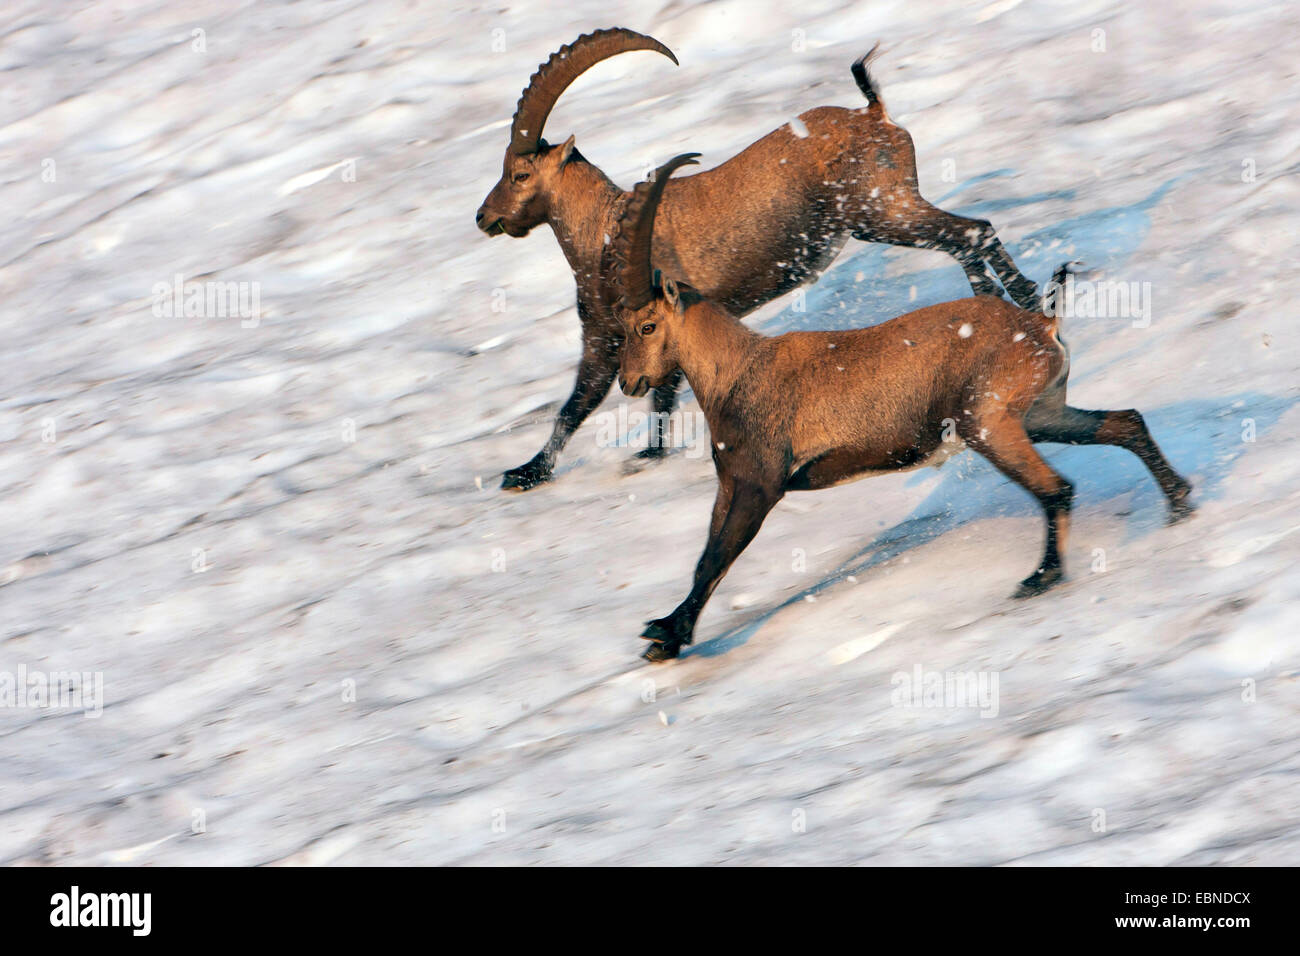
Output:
[509, 28, 678, 155]
[612, 153, 700, 310]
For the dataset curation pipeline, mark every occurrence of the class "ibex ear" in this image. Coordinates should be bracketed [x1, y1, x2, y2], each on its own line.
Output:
[557, 135, 576, 165]
[663, 276, 681, 309]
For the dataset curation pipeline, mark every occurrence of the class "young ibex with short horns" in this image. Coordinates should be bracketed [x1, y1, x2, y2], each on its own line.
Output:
[476, 28, 1042, 491]
[610, 155, 1195, 662]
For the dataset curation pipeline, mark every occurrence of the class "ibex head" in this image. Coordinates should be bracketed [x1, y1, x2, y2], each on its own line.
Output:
[475, 29, 677, 238]
[611, 154, 702, 397]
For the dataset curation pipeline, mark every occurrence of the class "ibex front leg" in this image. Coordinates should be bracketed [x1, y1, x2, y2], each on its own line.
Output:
[501, 324, 618, 491]
[641, 473, 781, 661]
[962, 410, 1074, 598]
[635, 368, 684, 460]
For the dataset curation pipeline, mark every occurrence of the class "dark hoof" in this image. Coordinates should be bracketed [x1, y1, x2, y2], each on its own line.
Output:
[501, 460, 553, 492]
[642, 640, 682, 663]
[641, 616, 693, 647]
[641, 619, 672, 643]
[621, 445, 670, 476]
[1011, 566, 1063, 599]
[1167, 484, 1196, 524]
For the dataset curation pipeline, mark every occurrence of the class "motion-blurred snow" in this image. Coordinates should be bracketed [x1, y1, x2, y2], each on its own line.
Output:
[1, 0, 1297, 864]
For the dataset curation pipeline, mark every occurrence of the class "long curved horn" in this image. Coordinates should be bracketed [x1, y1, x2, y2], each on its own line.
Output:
[510, 29, 677, 156]
[613, 153, 700, 310]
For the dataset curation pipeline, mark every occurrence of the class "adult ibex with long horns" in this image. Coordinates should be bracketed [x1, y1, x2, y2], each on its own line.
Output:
[608, 155, 1194, 662]
[476, 29, 1043, 491]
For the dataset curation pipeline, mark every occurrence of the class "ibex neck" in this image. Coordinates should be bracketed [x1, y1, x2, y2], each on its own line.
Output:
[546, 160, 624, 285]
[676, 305, 762, 418]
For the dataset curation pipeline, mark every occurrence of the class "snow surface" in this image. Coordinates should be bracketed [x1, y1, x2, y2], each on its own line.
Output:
[1, 0, 1298, 865]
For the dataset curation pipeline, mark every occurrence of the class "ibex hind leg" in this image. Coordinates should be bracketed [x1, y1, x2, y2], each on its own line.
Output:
[961, 411, 1074, 598]
[843, 113, 1038, 306]
[985, 239, 1041, 310]
[851, 194, 1038, 308]
[1024, 399, 1195, 523]
[851, 200, 999, 298]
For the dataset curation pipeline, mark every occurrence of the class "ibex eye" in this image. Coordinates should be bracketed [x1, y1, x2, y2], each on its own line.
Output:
[641, 323, 656, 336]
[513, 172, 530, 183]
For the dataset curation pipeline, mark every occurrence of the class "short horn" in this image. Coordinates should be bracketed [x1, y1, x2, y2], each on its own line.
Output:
[613, 153, 700, 310]
[509, 28, 678, 156]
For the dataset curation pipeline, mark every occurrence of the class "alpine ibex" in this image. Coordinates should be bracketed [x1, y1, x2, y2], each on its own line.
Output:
[610, 155, 1194, 662]
[476, 28, 1042, 491]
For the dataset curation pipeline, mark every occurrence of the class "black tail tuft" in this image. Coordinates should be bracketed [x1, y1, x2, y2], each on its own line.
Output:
[1041, 261, 1079, 315]
[851, 42, 884, 107]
